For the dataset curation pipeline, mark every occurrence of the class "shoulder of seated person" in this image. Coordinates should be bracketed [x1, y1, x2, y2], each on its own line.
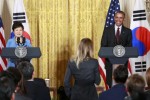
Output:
[34, 78, 45, 81]
[124, 96, 132, 100]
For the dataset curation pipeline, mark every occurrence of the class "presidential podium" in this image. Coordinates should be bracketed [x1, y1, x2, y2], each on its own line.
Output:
[99, 46, 139, 86]
[98, 47, 138, 64]
[1, 47, 41, 66]
[98, 47, 139, 65]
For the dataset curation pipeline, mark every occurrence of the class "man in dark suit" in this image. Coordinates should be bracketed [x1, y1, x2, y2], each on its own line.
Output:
[99, 65, 128, 100]
[101, 11, 132, 87]
[17, 61, 51, 100]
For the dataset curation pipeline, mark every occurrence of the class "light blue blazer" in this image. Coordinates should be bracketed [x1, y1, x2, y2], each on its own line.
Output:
[6, 37, 32, 67]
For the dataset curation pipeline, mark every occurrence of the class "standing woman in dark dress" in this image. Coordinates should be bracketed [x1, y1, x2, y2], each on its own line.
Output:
[64, 38, 101, 100]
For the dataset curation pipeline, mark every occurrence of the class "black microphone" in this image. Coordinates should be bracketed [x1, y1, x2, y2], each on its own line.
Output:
[22, 37, 26, 45]
[17, 37, 20, 45]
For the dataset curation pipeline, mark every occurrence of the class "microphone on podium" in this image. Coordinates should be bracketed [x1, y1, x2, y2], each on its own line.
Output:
[17, 37, 20, 45]
[16, 37, 26, 46]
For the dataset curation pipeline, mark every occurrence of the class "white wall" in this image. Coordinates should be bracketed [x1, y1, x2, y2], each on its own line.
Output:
[120, 0, 136, 27]
[0, 0, 14, 17]
[0, 0, 14, 40]
[120, 0, 150, 27]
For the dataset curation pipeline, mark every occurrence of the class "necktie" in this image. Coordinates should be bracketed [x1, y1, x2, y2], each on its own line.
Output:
[116, 27, 120, 43]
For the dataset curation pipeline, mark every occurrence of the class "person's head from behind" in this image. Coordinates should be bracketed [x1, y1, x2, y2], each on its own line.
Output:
[7, 67, 26, 94]
[113, 65, 128, 84]
[7, 67, 22, 87]
[76, 38, 93, 67]
[0, 71, 15, 100]
[126, 74, 145, 100]
[12, 22, 24, 38]
[17, 61, 34, 81]
[114, 11, 125, 26]
[146, 67, 150, 88]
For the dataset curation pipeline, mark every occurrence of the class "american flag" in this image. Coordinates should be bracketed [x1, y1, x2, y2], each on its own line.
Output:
[105, 0, 120, 27]
[0, 17, 7, 71]
[98, 0, 120, 90]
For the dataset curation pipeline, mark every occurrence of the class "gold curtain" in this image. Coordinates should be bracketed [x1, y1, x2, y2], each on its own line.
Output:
[24, 0, 110, 88]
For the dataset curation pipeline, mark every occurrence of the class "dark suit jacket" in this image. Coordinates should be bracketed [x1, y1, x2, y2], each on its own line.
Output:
[64, 58, 100, 100]
[101, 25, 132, 47]
[25, 78, 51, 100]
[99, 84, 127, 100]
[34, 78, 47, 86]
[100, 25, 132, 87]
[145, 90, 150, 100]
[15, 92, 32, 100]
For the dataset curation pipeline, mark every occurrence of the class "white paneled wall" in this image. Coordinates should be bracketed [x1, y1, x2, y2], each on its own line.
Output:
[0, 0, 14, 17]
[0, 0, 14, 40]
[120, 0, 150, 27]
[120, 0, 136, 27]
[0, 0, 4, 15]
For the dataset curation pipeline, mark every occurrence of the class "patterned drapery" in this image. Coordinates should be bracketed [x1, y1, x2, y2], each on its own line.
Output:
[23, 0, 110, 88]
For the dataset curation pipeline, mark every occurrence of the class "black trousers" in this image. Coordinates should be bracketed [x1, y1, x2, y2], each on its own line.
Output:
[105, 59, 112, 88]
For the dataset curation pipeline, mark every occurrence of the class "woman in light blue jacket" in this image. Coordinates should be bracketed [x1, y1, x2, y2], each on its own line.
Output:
[6, 22, 31, 67]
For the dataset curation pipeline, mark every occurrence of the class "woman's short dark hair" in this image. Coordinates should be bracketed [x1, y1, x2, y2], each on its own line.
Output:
[12, 21, 24, 31]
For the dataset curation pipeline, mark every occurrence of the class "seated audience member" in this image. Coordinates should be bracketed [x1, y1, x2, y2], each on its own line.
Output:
[57, 86, 70, 100]
[0, 71, 16, 100]
[64, 38, 101, 100]
[125, 74, 150, 100]
[146, 67, 150, 92]
[34, 78, 47, 87]
[99, 65, 128, 100]
[7, 67, 32, 100]
[17, 61, 51, 100]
